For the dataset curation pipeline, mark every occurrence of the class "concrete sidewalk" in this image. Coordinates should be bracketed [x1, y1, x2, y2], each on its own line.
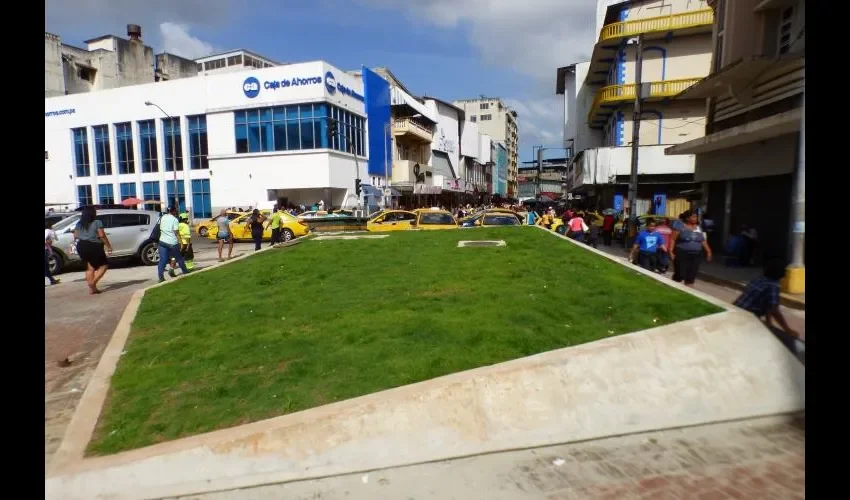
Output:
[175, 414, 804, 500]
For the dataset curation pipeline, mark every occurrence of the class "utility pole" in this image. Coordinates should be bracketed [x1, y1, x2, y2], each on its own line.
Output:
[784, 93, 805, 294]
[627, 34, 644, 242]
[537, 146, 544, 200]
[145, 101, 179, 211]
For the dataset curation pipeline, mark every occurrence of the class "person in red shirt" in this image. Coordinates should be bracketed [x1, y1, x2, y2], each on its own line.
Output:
[602, 213, 615, 246]
[654, 218, 673, 273]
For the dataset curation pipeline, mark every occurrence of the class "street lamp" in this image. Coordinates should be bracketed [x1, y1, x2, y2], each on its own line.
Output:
[145, 101, 179, 211]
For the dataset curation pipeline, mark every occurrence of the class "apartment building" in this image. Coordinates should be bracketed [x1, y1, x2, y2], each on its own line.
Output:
[556, 0, 714, 217]
[453, 98, 519, 196]
[665, 0, 805, 292]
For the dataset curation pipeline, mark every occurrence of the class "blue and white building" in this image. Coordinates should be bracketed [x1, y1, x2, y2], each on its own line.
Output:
[45, 61, 393, 219]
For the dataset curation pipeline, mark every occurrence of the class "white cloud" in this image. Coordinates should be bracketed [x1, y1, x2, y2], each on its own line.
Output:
[159, 22, 217, 59]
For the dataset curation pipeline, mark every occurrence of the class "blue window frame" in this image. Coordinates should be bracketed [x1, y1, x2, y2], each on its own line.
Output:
[77, 185, 93, 206]
[115, 122, 135, 174]
[142, 181, 160, 203]
[72, 128, 90, 177]
[166, 180, 186, 213]
[120, 182, 137, 200]
[191, 179, 212, 219]
[162, 117, 184, 171]
[138, 120, 158, 173]
[93, 125, 112, 176]
[98, 183, 115, 205]
[233, 102, 355, 155]
[187, 115, 209, 169]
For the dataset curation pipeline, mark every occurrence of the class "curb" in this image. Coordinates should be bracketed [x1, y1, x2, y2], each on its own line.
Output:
[696, 271, 806, 311]
[47, 236, 307, 477]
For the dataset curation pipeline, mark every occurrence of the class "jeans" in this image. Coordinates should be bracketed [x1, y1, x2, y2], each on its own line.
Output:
[270, 228, 281, 246]
[570, 231, 584, 243]
[252, 229, 263, 250]
[656, 249, 670, 271]
[638, 251, 657, 271]
[157, 242, 189, 279]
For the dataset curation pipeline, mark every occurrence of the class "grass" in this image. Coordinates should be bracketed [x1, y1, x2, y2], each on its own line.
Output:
[87, 227, 721, 455]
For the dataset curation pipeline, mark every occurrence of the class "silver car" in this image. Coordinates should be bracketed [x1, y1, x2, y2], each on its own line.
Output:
[48, 209, 162, 274]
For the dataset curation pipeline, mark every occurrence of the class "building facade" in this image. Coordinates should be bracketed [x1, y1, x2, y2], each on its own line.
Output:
[45, 61, 375, 218]
[665, 0, 805, 292]
[453, 98, 519, 197]
[556, 0, 714, 216]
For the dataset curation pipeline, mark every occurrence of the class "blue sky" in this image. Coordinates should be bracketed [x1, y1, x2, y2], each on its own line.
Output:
[46, 0, 599, 162]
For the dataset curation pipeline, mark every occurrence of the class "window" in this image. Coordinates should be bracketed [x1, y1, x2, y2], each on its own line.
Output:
[187, 115, 209, 169]
[778, 6, 795, 54]
[142, 181, 160, 203]
[244, 55, 264, 68]
[138, 120, 158, 173]
[470, 116, 477, 123]
[72, 128, 90, 177]
[234, 103, 362, 155]
[77, 185, 93, 206]
[110, 213, 149, 227]
[227, 55, 243, 66]
[203, 58, 225, 71]
[191, 179, 212, 219]
[166, 180, 186, 212]
[162, 117, 183, 171]
[196, 63, 203, 72]
[93, 125, 111, 176]
[119, 182, 137, 202]
[78, 67, 95, 83]
[115, 122, 135, 174]
[419, 213, 455, 225]
[480, 103, 490, 110]
[98, 184, 115, 205]
[480, 114, 492, 121]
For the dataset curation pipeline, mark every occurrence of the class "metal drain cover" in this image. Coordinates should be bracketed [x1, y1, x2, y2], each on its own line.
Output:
[457, 240, 507, 248]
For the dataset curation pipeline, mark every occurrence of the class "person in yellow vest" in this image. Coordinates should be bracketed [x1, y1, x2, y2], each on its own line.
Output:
[265, 204, 283, 246]
[177, 214, 195, 270]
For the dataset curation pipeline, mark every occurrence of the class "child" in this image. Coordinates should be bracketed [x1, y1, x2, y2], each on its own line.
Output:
[587, 220, 600, 248]
[734, 258, 803, 358]
[629, 219, 659, 271]
[177, 214, 195, 270]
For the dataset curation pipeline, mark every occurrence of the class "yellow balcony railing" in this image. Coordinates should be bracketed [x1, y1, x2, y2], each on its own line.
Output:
[588, 78, 703, 125]
[393, 118, 434, 142]
[599, 9, 714, 43]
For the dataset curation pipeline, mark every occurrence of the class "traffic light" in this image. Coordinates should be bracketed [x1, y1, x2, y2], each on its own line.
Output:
[355, 178, 361, 196]
[327, 119, 338, 145]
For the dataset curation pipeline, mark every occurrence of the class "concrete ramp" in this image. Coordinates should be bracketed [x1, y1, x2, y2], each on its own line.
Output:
[46, 309, 804, 500]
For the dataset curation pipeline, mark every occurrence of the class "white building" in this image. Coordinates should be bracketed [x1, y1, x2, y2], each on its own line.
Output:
[453, 97, 519, 196]
[45, 60, 371, 218]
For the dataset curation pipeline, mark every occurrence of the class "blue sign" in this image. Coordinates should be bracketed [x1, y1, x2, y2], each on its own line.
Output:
[45, 108, 75, 118]
[325, 71, 337, 95]
[613, 194, 624, 213]
[243, 77, 260, 98]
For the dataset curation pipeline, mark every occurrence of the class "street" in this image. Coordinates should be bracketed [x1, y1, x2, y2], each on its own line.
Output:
[44, 236, 262, 468]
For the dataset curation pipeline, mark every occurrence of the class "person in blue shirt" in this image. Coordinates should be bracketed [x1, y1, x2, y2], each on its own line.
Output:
[629, 218, 660, 271]
[527, 209, 539, 226]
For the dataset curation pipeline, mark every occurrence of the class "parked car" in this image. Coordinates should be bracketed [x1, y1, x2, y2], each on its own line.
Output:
[461, 210, 523, 227]
[206, 210, 309, 242]
[194, 211, 245, 237]
[45, 212, 76, 228]
[73, 204, 126, 211]
[48, 209, 163, 275]
[366, 210, 417, 232]
[411, 209, 458, 230]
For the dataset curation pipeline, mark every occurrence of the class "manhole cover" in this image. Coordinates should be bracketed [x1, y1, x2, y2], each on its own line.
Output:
[457, 240, 507, 248]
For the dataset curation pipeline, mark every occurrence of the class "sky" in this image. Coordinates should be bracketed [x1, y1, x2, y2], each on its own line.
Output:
[46, 0, 600, 162]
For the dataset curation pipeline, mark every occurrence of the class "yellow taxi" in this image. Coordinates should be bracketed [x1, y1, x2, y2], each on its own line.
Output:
[207, 210, 309, 242]
[461, 209, 523, 227]
[366, 210, 417, 232]
[411, 209, 458, 230]
[194, 211, 244, 237]
[550, 211, 605, 235]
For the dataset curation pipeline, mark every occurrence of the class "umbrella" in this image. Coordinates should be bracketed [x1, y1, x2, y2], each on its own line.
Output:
[121, 197, 144, 207]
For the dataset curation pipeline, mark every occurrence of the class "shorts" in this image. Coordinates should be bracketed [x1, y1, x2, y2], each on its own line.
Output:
[77, 240, 108, 269]
[217, 232, 232, 242]
[672, 251, 701, 284]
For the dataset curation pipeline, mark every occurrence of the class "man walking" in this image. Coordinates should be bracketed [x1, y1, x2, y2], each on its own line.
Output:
[157, 206, 191, 283]
[266, 205, 283, 246]
[629, 218, 660, 271]
[215, 208, 234, 262]
[602, 212, 615, 246]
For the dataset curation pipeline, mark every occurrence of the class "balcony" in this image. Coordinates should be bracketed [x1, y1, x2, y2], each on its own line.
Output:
[392, 118, 433, 143]
[585, 9, 714, 86]
[588, 78, 702, 128]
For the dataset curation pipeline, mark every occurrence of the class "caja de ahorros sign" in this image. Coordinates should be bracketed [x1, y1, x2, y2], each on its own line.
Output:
[243, 71, 364, 102]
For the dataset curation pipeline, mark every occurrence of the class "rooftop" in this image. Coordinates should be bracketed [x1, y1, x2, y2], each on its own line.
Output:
[194, 48, 282, 65]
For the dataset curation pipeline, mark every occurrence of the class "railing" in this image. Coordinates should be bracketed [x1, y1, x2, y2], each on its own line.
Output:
[393, 118, 434, 140]
[599, 9, 714, 42]
[588, 78, 703, 124]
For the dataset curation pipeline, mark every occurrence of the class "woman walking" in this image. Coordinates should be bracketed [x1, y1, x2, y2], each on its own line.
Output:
[246, 209, 266, 251]
[669, 210, 712, 287]
[73, 206, 112, 294]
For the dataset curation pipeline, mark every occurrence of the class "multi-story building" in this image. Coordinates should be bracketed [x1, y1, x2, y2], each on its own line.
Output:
[518, 158, 568, 200]
[665, 0, 805, 292]
[556, 0, 714, 217]
[453, 98, 519, 196]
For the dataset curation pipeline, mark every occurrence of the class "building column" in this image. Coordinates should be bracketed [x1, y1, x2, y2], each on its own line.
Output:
[783, 94, 805, 294]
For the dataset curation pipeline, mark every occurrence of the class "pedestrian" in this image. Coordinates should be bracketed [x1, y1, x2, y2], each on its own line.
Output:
[670, 210, 712, 287]
[567, 213, 588, 242]
[527, 209, 539, 226]
[266, 205, 282, 246]
[178, 213, 195, 270]
[602, 212, 615, 246]
[215, 209, 234, 262]
[587, 220, 600, 248]
[246, 209, 266, 251]
[45, 221, 60, 285]
[629, 218, 660, 271]
[655, 218, 673, 273]
[157, 206, 191, 283]
[73, 206, 112, 294]
[734, 257, 804, 357]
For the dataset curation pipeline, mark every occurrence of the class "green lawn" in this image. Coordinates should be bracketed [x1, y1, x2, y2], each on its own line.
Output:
[88, 228, 721, 455]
